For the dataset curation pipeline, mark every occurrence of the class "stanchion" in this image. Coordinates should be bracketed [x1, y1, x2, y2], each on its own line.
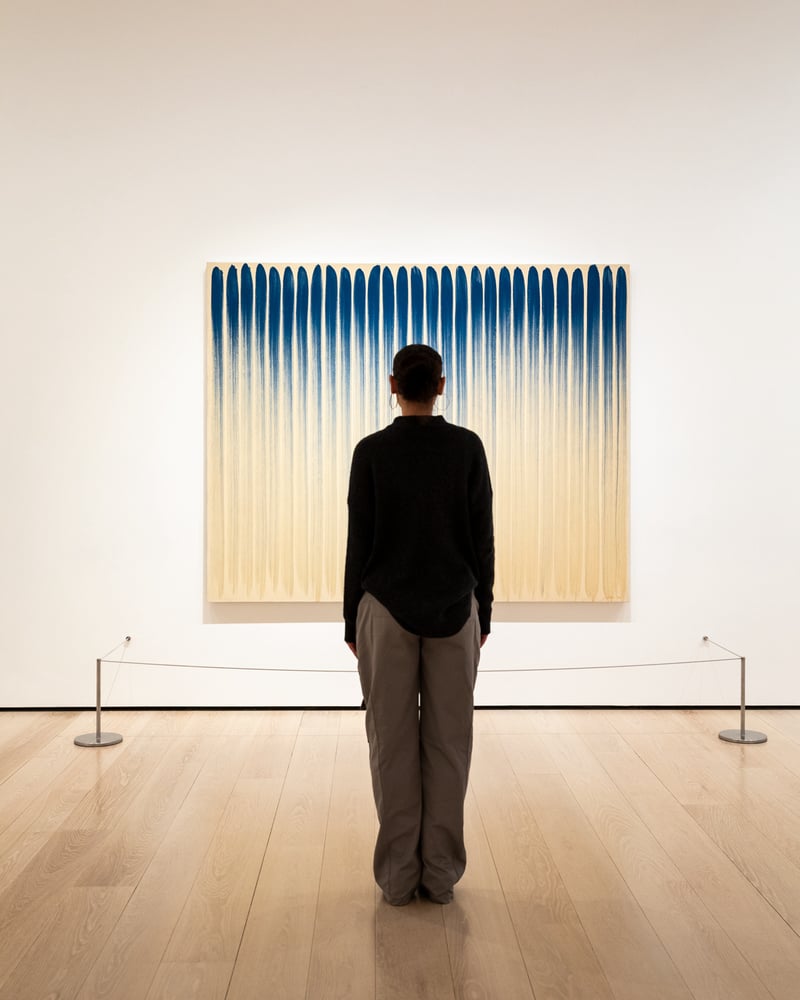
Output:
[703, 637, 767, 745]
[73, 636, 767, 747]
[74, 642, 128, 748]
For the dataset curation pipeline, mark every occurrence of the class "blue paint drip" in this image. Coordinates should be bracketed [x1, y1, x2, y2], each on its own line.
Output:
[527, 267, 540, 374]
[556, 268, 569, 397]
[282, 267, 295, 392]
[615, 267, 628, 477]
[381, 267, 395, 364]
[240, 265, 253, 379]
[586, 266, 600, 417]
[295, 267, 309, 377]
[268, 267, 281, 395]
[339, 267, 352, 383]
[325, 265, 339, 348]
[440, 267, 454, 384]
[602, 266, 614, 431]
[339, 267, 352, 440]
[541, 268, 554, 378]
[310, 266, 323, 430]
[226, 266, 240, 382]
[255, 265, 267, 393]
[367, 266, 381, 389]
[426, 267, 440, 353]
[484, 267, 497, 454]
[571, 269, 585, 424]
[615, 267, 627, 394]
[470, 267, 483, 383]
[512, 267, 526, 404]
[325, 266, 338, 383]
[352, 269, 366, 424]
[353, 268, 366, 356]
[210, 266, 225, 406]
[396, 267, 408, 346]
[454, 267, 468, 425]
[410, 267, 424, 343]
[498, 267, 511, 360]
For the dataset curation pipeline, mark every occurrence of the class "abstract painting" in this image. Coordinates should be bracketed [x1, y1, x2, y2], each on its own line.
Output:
[206, 264, 628, 602]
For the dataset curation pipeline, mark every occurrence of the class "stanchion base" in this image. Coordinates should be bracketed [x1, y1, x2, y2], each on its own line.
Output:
[719, 729, 767, 745]
[74, 733, 124, 748]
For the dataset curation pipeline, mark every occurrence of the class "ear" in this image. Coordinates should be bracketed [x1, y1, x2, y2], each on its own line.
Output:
[389, 374, 399, 395]
[437, 375, 446, 396]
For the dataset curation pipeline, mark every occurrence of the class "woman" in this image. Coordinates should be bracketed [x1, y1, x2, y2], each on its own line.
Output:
[343, 343, 494, 906]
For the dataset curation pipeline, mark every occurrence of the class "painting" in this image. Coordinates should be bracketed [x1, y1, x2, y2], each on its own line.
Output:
[206, 264, 628, 602]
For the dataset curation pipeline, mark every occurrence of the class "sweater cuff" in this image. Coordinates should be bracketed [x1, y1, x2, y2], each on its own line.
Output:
[344, 621, 356, 643]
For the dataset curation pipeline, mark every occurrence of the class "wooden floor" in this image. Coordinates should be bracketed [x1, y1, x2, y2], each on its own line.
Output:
[1, 709, 800, 999]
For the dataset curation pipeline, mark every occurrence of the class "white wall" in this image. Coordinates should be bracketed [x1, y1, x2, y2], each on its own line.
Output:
[2, 0, 798, 708]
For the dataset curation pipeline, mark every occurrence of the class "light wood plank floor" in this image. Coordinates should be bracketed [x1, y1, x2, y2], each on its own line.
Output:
[1, 708, 799, 999]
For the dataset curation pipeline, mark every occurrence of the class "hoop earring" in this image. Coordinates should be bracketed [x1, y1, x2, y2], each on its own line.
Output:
[390, 395, 398, 410]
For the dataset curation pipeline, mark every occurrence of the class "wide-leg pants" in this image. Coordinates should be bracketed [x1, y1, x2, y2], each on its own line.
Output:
[355, 592, 481, 903]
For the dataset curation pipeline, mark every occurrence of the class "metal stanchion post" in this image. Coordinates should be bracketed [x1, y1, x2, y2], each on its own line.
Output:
[703, 638, 767, 745]
[74, 657, 124, 748]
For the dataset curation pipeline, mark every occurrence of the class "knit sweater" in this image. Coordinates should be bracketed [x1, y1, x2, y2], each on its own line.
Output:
[343, 416, 494, 643]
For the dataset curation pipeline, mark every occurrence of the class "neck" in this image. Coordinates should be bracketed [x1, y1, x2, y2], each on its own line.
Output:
[398, 399, 436, 417]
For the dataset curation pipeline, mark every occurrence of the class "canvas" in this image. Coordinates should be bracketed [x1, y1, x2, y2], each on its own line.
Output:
[206, 263, 629, 602]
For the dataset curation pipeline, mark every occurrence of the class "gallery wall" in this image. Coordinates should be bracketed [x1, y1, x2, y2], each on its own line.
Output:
[2, 0, 798, 707]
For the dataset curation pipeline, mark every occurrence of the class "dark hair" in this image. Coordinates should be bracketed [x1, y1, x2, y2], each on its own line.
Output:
[392, 344, 443, 402]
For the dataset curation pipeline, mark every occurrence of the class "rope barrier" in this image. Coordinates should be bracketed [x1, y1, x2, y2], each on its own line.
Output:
[98, 655, 740, 674]
[74, 635, 767, 748]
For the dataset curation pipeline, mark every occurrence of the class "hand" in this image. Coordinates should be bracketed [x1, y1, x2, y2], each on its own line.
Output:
[480, 634, 488, 648]
[346, 641, 357, 657]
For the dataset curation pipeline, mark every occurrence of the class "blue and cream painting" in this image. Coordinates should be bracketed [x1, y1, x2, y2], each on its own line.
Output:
[206, 263, 629, 602]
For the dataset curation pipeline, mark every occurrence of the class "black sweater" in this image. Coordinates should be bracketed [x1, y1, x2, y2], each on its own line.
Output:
[343, 416, 494, 643]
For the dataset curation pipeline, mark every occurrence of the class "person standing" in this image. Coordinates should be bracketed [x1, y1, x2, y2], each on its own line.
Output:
[343, 344, 494, 906]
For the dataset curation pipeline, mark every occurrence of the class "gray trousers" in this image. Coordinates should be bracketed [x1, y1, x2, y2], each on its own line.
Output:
[355, 592, 481, 903]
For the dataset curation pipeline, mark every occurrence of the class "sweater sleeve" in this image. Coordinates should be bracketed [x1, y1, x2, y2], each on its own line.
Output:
[343, 441, 374, 643]
[470, 441, 495, 635]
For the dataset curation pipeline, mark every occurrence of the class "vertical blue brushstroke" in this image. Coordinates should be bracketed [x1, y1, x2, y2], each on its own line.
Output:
[268, 267, 281, 395]
[325, 266, 338, 383]
[426, 267, 440, 354]
[226, 266, 240, 382]
[353, 268, 366, 419]
[339, 267, 352, 383]
[381, 267, 395, 366]
[512, 267, 526, 409]
[556, 268, 569, 398]
[255, 265, 267, 394]
[527, 267, 541, 380]
[396, 267, 408, 346]
[282, 267, 295, 392]
[615, 267, 628, 479]
[615, 267, 627, 395]
[498, 267, 511, 361]
[240, 264, 253, 380]
[353, 268, 366, 360]
[410, 267, 424, 343]
[310, 266, 323, 433]
[484, 267, 498, 456]
[586, 266, 600, 418]
[454, 267, 468, 425]
[470, 267, 483, 391]
[602, 265, 615, 431]
[541, 268, 554, 382]
[571, 269, 585, 425]
[295, 267, 309, 378]
[210, 266, 225, 408]
[367, 265, 381, 387]
[440, 267, 454, 406]
[339, 267, 352, 442]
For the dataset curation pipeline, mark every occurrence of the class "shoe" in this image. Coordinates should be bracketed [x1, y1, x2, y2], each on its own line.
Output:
[418, 884, 453, 905]
[383, 889, 416, 906]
